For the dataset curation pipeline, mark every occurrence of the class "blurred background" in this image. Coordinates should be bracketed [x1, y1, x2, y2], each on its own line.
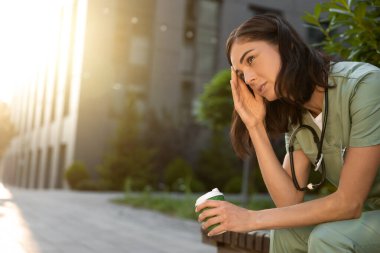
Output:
[0, 0, 379, 252]
[0, 0, 327, 195]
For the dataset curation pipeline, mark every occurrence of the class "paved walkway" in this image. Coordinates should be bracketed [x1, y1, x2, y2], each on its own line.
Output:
[0, 184, 215, 253]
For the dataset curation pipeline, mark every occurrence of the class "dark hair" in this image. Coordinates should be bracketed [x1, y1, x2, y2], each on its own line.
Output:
[226, 14, 331, 158]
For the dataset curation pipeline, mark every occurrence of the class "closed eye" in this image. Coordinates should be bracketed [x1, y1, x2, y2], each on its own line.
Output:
[238, 72, 245, 82]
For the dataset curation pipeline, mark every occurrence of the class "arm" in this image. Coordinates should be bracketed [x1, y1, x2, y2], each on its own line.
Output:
[250, 125, 310, 207]
[229, 68, 310, 207]
[249, 124, 310, 207]
[197, 144, 380, 235]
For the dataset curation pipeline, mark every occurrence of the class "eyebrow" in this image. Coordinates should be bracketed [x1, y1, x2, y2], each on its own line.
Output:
[239, 49, 255, 64]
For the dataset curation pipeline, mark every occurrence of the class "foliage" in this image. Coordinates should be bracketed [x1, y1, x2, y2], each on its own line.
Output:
[65, 161, 90, 189]
[194, 69, 243, 193]
[142, 109, 201, 190]
[164, 157, 193, 191]
[76, 179, 113, 191]
[195, 130, 241, 193]
[115, 193, 199, 220]
[0, 102, 16, 158]
[163, 157, 206, 192]
[303, 0, 380, 66]
[98, 96, 156, 191]
[113, 192, 275, 221]
[195, 70, 233, 130]
[224, 176, 242, 194]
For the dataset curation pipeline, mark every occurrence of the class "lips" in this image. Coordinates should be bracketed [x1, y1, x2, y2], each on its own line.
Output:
[257, 82, 267, 95]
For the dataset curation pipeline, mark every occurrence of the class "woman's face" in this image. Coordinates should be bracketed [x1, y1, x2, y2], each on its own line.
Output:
[229, 40, 281, 101]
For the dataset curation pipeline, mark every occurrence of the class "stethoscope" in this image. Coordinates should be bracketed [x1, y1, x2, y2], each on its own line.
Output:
[288, 89, 328, 191]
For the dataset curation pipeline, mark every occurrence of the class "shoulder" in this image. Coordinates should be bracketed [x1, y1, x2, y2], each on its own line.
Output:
[329, 62, 380, 97]
[329, 61, 379, 80]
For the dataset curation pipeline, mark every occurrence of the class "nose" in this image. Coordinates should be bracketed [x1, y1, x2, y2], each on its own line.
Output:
[244, 70, 256, 85]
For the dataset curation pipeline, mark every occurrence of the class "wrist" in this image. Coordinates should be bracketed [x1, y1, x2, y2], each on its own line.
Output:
[247, 121, 267, 137]
[247, 210, 260, 231]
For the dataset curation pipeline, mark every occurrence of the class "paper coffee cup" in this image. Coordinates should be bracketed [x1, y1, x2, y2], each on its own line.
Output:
[195, 188, 225, 233]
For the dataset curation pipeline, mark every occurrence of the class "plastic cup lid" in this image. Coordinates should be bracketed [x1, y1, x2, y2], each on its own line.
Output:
[195, 188, 223, 206]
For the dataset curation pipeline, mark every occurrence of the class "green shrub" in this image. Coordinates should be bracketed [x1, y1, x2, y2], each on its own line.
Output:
[164, 157, 193, 191]
[304, 0, 380, 66]
[65, 161, 89, 189]
[189, 178, 206, 193]
[224, 176, 242, 193]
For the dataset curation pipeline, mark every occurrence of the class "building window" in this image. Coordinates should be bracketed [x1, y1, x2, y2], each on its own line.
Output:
[184, 0, 197, 43]
[25, 150, 32, 188]
[34, 149, 42, 188]
[55, 144, 66, 189]
[180, 81, 194, 114]
[195, 0, 221, 75]
[44, 147, 53, 189]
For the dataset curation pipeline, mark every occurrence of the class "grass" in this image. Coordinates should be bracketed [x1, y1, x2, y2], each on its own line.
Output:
[113, 191, 275, 221]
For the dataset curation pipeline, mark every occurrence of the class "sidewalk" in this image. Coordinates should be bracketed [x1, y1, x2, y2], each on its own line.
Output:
[0, 184, 215, 253]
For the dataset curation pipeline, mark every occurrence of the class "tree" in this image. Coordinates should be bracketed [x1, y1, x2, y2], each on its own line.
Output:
[98, 96, 156, 190]
[195, 70, 233, 131]
[303, 0, 380, 67]
[65, 161, 89, 189]
[142, 108, 201, 190]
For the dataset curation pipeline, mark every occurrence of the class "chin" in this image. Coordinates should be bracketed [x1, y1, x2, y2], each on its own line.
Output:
[264, 94, 278, 102]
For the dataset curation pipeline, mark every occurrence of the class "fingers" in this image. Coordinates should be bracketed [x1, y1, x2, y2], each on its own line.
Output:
[202, 215, 226, 236]
[230, 67, 257, 103]
[196, 201, 228, 236]
[230, 67, 244, 109]
[198, 205, 220, 222]
[230, 66, 243, 93]
[195, 199, 222, 213]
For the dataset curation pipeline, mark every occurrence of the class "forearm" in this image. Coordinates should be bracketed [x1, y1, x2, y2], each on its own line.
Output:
[252, 191, 362, 230]
[248, 123, 303, 206]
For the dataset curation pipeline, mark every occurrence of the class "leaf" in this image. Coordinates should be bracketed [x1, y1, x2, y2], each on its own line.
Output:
[303, 23, 323, 32]
[303, 12, 320, 26]
[314, 3, 322, 18]
[354, 3, 367, 19]
[329, 8, 354, 16]
[348, 0, 352, 8]
[335, 0, 349, 9]
[311, 42, 326, 48]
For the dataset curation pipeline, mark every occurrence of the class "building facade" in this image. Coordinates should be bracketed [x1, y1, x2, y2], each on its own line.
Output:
[0, 0, 324, 189]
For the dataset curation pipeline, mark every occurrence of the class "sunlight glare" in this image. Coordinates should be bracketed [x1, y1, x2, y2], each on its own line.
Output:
[0, 0, 69, 104]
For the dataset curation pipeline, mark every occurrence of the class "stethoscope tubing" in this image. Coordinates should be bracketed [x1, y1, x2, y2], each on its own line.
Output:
[288, 89, 328, 191]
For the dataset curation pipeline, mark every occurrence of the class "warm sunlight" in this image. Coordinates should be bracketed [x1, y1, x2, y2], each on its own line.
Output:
[0, 0, 77, 104]
[0, 184, 40, 253]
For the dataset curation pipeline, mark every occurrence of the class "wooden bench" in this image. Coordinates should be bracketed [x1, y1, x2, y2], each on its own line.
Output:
[201, 229, 270, 253]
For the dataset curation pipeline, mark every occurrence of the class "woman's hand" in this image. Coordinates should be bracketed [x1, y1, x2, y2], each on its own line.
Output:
[230, 67, 266, 129]
[196, 200, 256, 236]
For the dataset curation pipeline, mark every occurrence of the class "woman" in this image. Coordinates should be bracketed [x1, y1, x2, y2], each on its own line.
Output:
[195, 14, 380, 252]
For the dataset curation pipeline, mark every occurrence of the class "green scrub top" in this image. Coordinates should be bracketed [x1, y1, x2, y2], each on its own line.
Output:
[285, 61, 380, 211]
